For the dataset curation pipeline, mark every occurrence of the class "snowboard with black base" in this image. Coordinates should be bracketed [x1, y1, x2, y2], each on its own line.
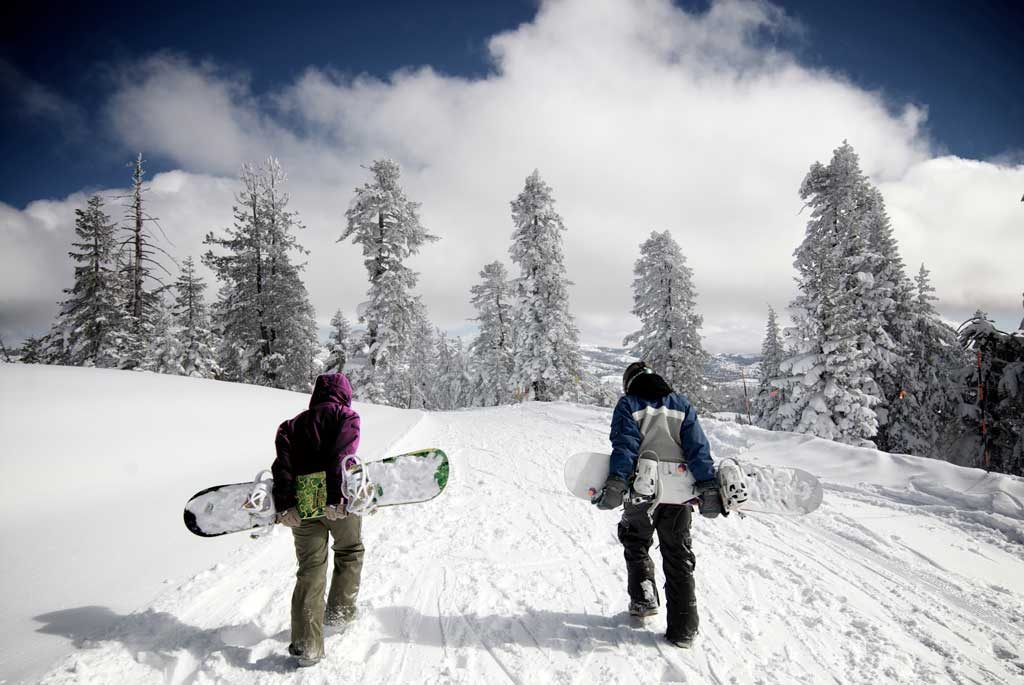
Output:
[183, 448, 449, 537]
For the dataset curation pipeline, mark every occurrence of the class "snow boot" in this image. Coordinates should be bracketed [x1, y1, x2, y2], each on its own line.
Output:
[665, 630, 698, 648]
[325, 604, 357, 627]
[628, 579, 660, 617]
[288, 643, 322, 668]
[629, 600, 659, 618]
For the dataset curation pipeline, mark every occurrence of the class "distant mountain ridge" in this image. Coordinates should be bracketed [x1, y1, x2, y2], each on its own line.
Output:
[580, 345, 761, 384]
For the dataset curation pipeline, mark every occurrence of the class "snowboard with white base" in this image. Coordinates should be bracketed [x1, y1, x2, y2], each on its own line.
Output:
[563, 451, 699, 505]
[184, 448, 449, 537]
[563, 451, 823, 515]
[726, 458, 823, 515]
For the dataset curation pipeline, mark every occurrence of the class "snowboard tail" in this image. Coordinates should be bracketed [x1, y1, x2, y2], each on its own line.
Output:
[184, 448, 449, 537]
[733, 461, 823, 515]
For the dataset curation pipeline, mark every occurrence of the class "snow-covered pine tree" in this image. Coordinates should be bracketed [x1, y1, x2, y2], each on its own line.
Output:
[776, 142, 880, 445]
[204, 158, 319, 391]
[400, 301, 438, 409]
[469, 261, 515, 406]
[753, 305, 786, 429]
[142, 297, 184, 375]
[17, 336, 46, 364]
[339, 159, 438, 405]
[623, 230, 707, 403]
[858, 186, 925, 453]
[257, 158, 320, 390]
[206, 162, 264, 383]
[451, 336, 474, 408]
[896, 264, 967, 456]
[434, 331, 473, 410]
[508, 170, 584, 401]
[49, 195, 127, 368]
[575, 370, 621, 408]
[957, 310, 1024, 476]
[119, 154, 171, 369]
[325, 310, 352, 373]
[172, 256, 220, 378]
[39, 330, 70, 365]
[1013, 301, 1024, 474]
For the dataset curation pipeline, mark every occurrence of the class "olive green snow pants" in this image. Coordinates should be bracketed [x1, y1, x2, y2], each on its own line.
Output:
[290, 514, 364, 658]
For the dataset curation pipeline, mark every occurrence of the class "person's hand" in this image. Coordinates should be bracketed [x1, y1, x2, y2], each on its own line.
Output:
[695, 479, 726, 518]
[277, 507, 301, 527]
[324, 503, 346, 521]
[591, 477, 627, 510]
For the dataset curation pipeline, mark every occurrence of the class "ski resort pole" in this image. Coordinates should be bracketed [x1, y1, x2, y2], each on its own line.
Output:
[741, 366, 752, 426]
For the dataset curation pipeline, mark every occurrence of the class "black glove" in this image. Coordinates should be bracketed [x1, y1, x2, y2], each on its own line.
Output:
[695, 479, 727, 518]
[591, 477, 627, 510]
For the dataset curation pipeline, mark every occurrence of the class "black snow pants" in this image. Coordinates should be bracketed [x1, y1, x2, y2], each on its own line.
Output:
[618, 501, 698, 639]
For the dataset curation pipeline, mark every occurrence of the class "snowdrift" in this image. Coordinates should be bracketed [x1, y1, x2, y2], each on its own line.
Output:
[707, 420, 1024, 540]
[1, 364, 1022, 684]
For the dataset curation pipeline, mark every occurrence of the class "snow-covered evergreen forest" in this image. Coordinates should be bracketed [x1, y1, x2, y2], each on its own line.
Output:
[11, 143, 1023, 476]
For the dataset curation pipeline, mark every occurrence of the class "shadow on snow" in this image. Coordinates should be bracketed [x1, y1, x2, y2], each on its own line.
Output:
[33, 606, 293, 674]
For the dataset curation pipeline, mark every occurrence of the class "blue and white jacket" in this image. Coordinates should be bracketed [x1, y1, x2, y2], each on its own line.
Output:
[608, 390, 715, 483]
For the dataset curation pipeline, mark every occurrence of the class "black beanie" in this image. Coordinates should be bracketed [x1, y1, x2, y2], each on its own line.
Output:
[622, 361, 650, 393]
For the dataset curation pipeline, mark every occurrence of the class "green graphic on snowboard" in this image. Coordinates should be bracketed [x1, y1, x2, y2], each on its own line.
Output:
[295, 471, 327, 519]
[434, 458, 449, 490]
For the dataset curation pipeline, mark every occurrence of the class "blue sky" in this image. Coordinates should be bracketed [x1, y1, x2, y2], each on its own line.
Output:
[1, 0, 1021, 207]
[1, 0, 1022, 350]
[0, 0, 534, 204]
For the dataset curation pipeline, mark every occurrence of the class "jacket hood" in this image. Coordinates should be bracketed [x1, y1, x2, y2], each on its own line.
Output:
[310, 373, 353, 408]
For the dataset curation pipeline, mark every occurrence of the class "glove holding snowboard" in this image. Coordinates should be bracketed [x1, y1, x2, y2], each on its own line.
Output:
[592, 477, 627, 510]
[695, 479, 727, 518]
[277, 507, 301, 528]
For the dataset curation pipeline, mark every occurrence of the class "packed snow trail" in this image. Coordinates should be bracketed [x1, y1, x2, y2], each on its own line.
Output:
[31, 398, 1024, 684]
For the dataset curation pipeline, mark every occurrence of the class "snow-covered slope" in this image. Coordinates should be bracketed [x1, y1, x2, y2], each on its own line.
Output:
[2, 365, 1023, 684]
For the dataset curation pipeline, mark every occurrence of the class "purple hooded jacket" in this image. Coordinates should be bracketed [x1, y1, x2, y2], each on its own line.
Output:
[272, 373, 361, 511]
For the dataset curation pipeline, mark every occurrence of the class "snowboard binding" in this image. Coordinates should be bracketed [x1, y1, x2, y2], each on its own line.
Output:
[341, 455, 380, 516]
[716, 458, 750, 513]
[242, 470, 275, 513]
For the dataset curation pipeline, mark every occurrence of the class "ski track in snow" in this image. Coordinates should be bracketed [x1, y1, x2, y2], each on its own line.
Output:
[37, 403, 1024, 685]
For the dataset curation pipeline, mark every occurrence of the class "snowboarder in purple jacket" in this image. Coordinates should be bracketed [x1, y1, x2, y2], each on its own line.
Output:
[272, 372, 362, 667]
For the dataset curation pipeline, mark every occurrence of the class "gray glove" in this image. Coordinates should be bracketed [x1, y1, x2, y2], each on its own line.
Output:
[591, 477, 627, 510]
[324, 503, 346, 521]
[695, 479, 726, 518]
[277, 507, 301, 528]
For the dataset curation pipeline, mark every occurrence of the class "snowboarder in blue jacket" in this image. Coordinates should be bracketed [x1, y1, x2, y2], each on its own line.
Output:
[592, 361, 724, 647]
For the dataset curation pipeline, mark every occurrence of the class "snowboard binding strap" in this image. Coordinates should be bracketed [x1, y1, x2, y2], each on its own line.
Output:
[717, 458, 750, 513]
[341, 455, 379, 516]
[242, 470, 274, 512]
